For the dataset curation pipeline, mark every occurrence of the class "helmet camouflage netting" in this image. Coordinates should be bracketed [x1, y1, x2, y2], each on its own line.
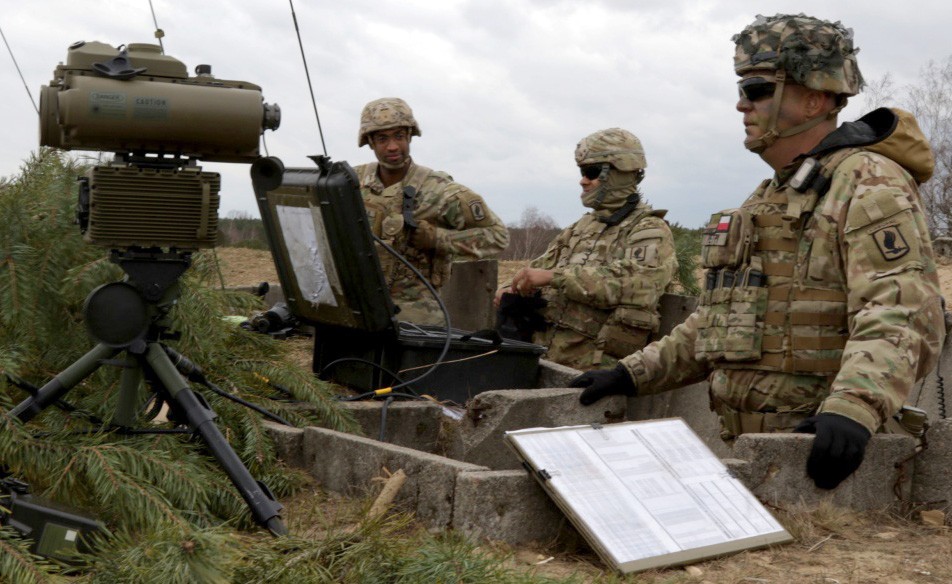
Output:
[574, 128, 647, 172]
[733, 13, 864, 96]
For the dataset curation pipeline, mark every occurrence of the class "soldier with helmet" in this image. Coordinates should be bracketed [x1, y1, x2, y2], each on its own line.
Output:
[355, 97, 509, 325]
[571, 14, 944, 490]
[496, 128, 678, 371]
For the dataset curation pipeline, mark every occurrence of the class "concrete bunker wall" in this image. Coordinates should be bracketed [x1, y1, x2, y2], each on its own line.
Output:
[264, 269, 952, 545]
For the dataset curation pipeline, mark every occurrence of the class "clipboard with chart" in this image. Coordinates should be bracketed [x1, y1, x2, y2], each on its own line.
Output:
[504, 418, 792, 574]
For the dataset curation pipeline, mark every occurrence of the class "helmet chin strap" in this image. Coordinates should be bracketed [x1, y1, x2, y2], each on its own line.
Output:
[744, 70, 844, 154]
[378, 158, 411, 171]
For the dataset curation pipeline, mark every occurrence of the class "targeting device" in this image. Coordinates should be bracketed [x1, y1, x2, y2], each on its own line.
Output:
[40, 41, 280, 250]
[3, 41, 289, 543]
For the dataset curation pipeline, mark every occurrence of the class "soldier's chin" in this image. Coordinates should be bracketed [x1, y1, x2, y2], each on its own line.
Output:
[379, 159, 409, 170]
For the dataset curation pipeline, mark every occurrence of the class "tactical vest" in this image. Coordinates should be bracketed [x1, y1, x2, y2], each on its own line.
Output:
[357, 163, 449, 288]
[542, 207, 667, 363]
[696, 147, 860, 375]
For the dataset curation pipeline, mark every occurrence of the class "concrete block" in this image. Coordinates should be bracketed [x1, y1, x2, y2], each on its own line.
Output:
[444, 388, 627, 470]
[453, 470, 565, 545]
[264, 421, 305, 468]
[536, 359, 581, 388]
[339, 400, 445, 453]
[657, 293, 697, 336]
[912, 418, 952, 518]
[443, 259, 498, 331]
[731, 433, 916, 510]
[300, 426, 488, 529]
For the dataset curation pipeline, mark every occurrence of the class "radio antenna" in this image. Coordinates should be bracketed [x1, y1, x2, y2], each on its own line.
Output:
[288, 0, 329, 156]
[147, 0, 165, 53]
[0, 24, 38, 114]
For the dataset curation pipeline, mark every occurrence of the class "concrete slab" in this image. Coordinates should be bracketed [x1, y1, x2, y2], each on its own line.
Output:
[911, 418, 952, 522]
[338, 400, 445, 453]
[443, 387, 627, 470]
[299, 426, 489, 528]
[730, 433, 916, 510]
[452, 470, 565, 545]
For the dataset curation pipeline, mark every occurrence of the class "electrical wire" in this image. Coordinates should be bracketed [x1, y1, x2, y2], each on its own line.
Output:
[0, 24, 38, 114]
[318, 235, 453, 395]
[288, 0, 328, 156]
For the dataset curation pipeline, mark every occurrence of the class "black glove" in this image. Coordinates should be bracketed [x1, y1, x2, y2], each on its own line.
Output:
[794, 413, 871, 490]
[570, 365, 637, 406]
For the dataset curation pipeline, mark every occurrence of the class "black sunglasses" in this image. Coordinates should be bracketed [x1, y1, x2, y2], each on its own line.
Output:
[738, 77, 777, 102]
[579, 165, 605, 180]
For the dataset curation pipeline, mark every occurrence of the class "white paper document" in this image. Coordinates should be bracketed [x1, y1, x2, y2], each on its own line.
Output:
[505, 419, 791, 573]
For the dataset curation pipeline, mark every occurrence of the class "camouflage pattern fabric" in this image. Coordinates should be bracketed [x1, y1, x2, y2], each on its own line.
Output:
[620, 111, 944, 434]
[531, 201, 678, 371]
[732, 13, 864, 96]
[575, 128, 647, 172]
[355, 160, 509, 325]
[358, 97, 421, 147]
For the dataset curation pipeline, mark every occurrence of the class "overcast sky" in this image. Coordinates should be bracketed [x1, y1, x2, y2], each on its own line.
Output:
[3, 1, 951, 229]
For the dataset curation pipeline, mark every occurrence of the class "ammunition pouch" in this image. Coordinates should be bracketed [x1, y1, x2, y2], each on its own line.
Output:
[599, 306, 655, 359]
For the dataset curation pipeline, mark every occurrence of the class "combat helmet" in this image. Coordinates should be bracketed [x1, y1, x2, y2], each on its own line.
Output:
[733, 14, 864, 152]
[575, 128, 646, 209]
[574, 128, 647, 172]
[358, 97, 422, 147]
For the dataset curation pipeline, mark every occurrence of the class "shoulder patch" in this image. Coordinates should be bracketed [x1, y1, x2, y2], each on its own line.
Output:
[870, 225, 910, 261]
[469, 200, 486, 222]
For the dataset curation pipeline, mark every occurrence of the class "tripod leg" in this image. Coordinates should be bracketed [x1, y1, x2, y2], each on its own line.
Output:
[144, 343, 287, 536]
[9, 344, 118, 423]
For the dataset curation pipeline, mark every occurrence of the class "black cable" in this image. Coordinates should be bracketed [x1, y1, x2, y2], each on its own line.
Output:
[161, 346, 295, 427]
[368, 235, 453, 392]
[287, 0, 328, 156]
[339, 391, 425, 403]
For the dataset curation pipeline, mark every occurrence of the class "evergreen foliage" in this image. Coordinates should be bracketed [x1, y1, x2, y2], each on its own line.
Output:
[0, 150, 360, 577]
[669, 222, 703, 295]
[0, 151, 600, 582]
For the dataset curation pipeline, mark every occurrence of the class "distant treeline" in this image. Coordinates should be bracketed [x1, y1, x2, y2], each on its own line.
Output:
[217, 213, 269, 249]
[216, 212, 703, 292]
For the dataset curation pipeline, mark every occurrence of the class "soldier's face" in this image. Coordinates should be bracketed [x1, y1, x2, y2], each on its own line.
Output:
[579, 171, 601, 196]
[370, 128, 411, 167]
[736, 71, 778, 146]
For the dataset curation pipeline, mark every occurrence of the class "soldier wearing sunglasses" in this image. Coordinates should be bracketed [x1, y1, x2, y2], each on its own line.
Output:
[496, 128, 678, 371]
[571, 14, 944, 491]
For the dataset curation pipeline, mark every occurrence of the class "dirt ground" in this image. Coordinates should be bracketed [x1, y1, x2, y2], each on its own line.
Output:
[215, 247, 952, 583]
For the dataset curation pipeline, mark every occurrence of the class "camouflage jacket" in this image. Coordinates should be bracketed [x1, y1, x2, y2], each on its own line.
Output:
[355, 161, 509, 325]
[620, 109, 945, 433]
[531, 200, 678, 370]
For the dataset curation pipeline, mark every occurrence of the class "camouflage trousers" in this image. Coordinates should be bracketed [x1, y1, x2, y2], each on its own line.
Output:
[533, 327, 645, 372]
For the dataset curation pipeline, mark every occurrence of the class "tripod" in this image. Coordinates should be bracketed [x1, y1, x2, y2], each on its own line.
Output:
[8, 248, 287, 536]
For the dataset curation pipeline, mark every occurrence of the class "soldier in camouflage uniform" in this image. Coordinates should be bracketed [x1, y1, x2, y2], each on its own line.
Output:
[355, 98, 509, 325]
[496, 129, 678, 371]
[571, 14, 945, 490]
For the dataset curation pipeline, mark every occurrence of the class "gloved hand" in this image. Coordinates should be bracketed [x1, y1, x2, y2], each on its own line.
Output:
[794, 413, 871, 490]
[570, 365, 637, 406]
[409, 220, 438, 250]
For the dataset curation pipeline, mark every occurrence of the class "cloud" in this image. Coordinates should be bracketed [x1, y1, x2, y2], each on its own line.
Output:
[2, 1, 951, 230]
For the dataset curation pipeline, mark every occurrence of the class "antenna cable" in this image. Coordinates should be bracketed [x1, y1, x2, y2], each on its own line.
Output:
[288, 0, 329, 156]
